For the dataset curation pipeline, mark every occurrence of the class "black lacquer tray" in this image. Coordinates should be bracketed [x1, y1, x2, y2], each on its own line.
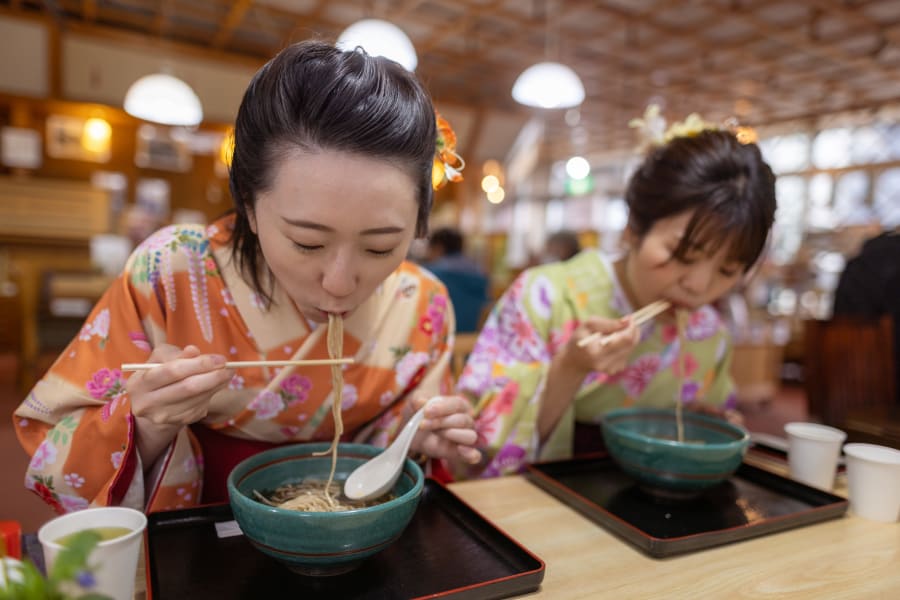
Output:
[526, 453, 848, 558]
[144, 478, 544, 599]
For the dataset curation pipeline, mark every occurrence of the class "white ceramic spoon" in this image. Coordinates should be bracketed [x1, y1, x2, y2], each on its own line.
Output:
[343, 406, 427, 501]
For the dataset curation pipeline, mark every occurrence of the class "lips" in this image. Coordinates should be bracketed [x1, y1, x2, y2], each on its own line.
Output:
[316, 308, 350, 318]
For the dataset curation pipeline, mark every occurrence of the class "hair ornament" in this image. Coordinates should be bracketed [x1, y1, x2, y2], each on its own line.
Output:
[432, 112, 465, 190]
[628, 104, 757, 151]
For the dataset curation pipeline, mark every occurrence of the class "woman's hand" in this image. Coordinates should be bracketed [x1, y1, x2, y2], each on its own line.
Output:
[127, 344, 234, 467]
[561, 315, 641, 377]
[537, 315, 641, 443]
[409, 395, 482, 465]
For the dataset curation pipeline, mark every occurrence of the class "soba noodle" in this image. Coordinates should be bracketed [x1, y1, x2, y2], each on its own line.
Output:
[309, 313, 345, 504]
[675, 309, 687, 443]
[255, 315, 355, 512]
[253, 481, 387, 512]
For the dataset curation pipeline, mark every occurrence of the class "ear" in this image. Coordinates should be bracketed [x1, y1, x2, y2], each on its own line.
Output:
[621, 222, 639, 251]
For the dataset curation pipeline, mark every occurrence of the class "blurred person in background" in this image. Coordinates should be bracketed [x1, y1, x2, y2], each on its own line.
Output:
[424, 227, 490, 333]
[832, 225, 900, 403]
[543, 230, 582, 263]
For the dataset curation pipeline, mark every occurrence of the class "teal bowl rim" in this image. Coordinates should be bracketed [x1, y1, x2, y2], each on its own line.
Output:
[602, 407, 750, 449]
[226, 442, 425, 518]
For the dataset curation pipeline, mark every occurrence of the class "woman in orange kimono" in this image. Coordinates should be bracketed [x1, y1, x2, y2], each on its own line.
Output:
[14, 40, 479, 514]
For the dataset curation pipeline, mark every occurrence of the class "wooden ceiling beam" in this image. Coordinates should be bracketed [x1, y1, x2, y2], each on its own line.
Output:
[82, 0, 96, 22]
[152, 0, 175, 36]
[212, 0, 254, 48]
[799, 0, 900, 47]
[711, 1, 900, 86]
[285, 0, 332, 43]
[417, 0, 508, 55]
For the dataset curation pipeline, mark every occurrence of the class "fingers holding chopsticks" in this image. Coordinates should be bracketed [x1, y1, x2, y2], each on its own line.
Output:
[570, 316, 640, 375]
[127, 344, 234, 428]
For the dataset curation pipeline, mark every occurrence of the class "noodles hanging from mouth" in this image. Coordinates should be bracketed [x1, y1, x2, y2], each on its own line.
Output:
[254, 314, 351, 512]
[310, 313, 345, 504]
[675, 309, 687, 443]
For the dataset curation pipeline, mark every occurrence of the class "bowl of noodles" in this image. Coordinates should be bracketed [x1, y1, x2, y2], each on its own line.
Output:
[601, 407, 750, 499]
[227, 442, 424, 576]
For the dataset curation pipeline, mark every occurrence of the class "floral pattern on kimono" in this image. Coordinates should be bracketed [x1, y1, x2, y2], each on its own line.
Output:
[14, 214, 454, 513]
[456, 250, 736, 478]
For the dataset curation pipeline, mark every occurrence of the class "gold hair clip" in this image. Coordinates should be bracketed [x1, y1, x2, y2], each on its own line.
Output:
[629, 104, 757, 150]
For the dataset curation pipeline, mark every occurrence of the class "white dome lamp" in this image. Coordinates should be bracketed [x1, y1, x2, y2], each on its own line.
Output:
[512, 61, 585, 110]
[336, 19, 418, 72]
[124, 73, 203, 127]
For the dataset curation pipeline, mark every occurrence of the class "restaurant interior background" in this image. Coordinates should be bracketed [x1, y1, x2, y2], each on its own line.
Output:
[1, 0, 899, 530]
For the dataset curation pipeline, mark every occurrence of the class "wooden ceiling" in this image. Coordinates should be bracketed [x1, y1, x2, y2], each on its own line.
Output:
[9, 0, 900, 166]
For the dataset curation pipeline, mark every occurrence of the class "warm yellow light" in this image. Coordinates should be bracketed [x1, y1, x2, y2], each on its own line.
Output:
[483, 159, 501, 175]
[481, 175, 500, 193]
[482, 159, 504, 185]
[219, 129, 234, 167]
[735, 126, 758, 145]
[82, 118, 111, 153]
[487, 187, 505, 204]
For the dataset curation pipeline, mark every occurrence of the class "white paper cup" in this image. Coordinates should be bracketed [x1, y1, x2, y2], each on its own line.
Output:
[784, 422, 847, 490]
[37, 507, 147, 600]
[843, 443, 900, 523]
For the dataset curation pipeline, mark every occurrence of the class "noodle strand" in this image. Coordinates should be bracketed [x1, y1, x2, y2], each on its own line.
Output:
[311, 315, 344, 506]
[675, 310, 686, 443]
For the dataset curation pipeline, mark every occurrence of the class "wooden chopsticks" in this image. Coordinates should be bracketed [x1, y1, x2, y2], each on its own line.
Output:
[121, 358, 354, 371]
[576, 300, 672, 348]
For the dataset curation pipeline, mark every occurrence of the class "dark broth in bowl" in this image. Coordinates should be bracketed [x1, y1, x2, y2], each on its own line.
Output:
[255, 479, 395, 512]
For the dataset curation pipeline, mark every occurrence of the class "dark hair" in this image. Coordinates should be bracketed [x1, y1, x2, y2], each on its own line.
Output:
[546, 230, 581, 260]
[228, 40, 437, 298]
[625, 130, 776, 271]
[428, 227, 464, 255]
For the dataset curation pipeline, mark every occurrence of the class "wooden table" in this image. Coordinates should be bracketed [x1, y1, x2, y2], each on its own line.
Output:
[447, 458, 899, 599]
[134, 457, 900, 599]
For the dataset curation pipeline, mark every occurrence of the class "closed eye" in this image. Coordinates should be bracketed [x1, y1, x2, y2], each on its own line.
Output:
[294, 243, 323, 253]
[367, 248, 395, 257]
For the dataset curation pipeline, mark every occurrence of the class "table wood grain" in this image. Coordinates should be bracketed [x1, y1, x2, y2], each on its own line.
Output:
[134, 456, 899, 599]
[445, 458, 899, 599]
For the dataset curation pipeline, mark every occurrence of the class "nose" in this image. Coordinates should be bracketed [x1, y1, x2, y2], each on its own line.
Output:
[320, 250, 358, 299]
[679, 261, 715, 297]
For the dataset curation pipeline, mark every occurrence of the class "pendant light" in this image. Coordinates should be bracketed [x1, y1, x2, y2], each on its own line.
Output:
[336, 19, 418, 71]
[512, 62, 585, 109]
[512, 0, 584, 109]
[124, 73, 203, 127]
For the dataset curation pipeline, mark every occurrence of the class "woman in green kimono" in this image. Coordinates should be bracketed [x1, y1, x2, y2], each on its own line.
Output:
[458, 115, 777, 477]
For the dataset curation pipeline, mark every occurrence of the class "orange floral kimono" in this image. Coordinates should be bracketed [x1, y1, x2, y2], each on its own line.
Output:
[14, 215, 454, 514]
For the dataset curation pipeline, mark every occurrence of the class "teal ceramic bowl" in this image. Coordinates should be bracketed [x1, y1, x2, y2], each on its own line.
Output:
[601, 407, 750, 498]
[227, 442, 423, 576]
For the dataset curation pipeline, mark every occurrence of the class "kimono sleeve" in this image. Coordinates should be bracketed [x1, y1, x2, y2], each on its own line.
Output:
[455, 271, 559, 478]
[353, 279, 456, 448]
[701, 333, 739, 411]
[12, 251, 173, 513]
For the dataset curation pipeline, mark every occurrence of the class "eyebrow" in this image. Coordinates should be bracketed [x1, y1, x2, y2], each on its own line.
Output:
[283, 218, 404, 235]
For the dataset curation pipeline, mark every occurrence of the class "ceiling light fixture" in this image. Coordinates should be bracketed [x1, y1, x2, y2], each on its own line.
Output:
[512, 62, 585, 109]
[512, 0, 584, 109]
[124, 73, 203, 127]
[336, 19, 418, 71]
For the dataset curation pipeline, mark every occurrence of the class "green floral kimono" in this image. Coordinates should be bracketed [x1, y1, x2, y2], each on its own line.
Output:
[456, 251, 736, 477]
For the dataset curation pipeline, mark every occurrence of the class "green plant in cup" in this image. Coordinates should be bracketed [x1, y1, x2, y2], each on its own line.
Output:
[0, 530, 112, 600]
